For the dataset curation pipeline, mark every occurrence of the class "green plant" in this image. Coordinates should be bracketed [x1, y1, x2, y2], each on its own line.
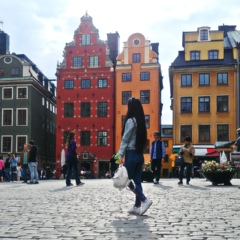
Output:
[202, 160, 234, 173]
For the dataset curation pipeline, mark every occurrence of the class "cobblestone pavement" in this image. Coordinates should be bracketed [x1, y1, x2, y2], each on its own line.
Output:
[0, 178, 240, 240]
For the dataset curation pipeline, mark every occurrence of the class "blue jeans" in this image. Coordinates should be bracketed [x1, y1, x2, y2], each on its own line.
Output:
[5, 168, 10, 181]
[28, 162, 39, 183]
[22, 164, 29, 182]
[66, 156, 81, 186]
[124, 150, 146, 207]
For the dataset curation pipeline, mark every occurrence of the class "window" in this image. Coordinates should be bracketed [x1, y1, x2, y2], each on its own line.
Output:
[140, 90, 150, 104]
[163, 140, 169, 148]
[122, 73, 131, 82]
[181, 74, 192, 86]
[11, 68, 19, 76]
[97, 131, 107, 146]
[64, 80, 74, 89]
[162, 128, 173, 135]
[17, 109, 27, 126]
[217, 73, 228, 85]
[122, 91, 132, 105]
[73, 57, 82, 68]
[199, 125, 210, 142]
[89, 56, 98, 67]
[140, 72, 150, 81]
[16, 136, 27, 152]
[144, 139, 150, 154]
[0, 68, 4, 76]
[17, 87, 27, 99]
[1, 136, 12, 152]
[97, 102, 107, 117]
[81, 79, 91, 88]
[200, 29, 208, 41]
[80, 131, 90, 146]
[217, 96, 228, 112]
[181, 97, 192, 113]
[132, 53, 140, 63]
[190, 51, 200, 60]
[64, 103, 74, 117]
[180, 125, 192, 142]
[2, 109, 13, 126]
[145, 115, 150, 128]
[3, 88, 13, 99]
[199, 73, 210, 85]
[199, 97, 210, 112]
[42, 97, 45, 106]
[81, 102, 91, 117]
[82, 34, 90, 45]
[208, 50, 218, 60]
[217, 124, 229, 141]
[98, 79, 107, 88]
[63, 131, 71, 144]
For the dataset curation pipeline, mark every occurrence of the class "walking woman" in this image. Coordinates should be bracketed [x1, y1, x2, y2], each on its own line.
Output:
[178, 136, 195, 185]
[65, 131, 84, 187]
[9, 153, 18, 182]
[118, 97, 152, 215]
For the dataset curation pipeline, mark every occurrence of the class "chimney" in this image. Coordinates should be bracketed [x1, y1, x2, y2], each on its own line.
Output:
[0, 30, 10, 55]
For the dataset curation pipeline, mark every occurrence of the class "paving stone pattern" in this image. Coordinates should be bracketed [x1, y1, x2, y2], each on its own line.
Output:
[0, 178, 240, 240]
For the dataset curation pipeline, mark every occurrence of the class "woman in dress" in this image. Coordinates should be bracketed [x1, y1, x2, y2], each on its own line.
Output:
[118, 97, 152, 215]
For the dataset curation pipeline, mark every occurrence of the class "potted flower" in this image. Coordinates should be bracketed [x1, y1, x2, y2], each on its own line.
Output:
[201, 160, 236, 186]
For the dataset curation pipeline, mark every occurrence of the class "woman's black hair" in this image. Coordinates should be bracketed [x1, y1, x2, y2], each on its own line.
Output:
[122, 97, 147, 153]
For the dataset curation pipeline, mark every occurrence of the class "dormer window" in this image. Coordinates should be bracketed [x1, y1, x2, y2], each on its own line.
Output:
[200, 30, 208, 40]
[198, 27, 211, 41]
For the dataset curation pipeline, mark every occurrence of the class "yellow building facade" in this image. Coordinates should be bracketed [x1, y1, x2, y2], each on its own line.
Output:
[169, 25, 239, 149]
[115, 33, 163, 162]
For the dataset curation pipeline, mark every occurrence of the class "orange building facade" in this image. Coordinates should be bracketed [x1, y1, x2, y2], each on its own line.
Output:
[115, 33, 163, 162]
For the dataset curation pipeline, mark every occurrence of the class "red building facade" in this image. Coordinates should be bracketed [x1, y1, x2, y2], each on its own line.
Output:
[56, 13, 119, 177]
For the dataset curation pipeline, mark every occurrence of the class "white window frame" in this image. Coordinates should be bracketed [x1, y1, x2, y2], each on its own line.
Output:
[2, 87, 13, 100]
[1, 135, 13, 153]
[198, 27, 211, 42]
[16, 135, 28, 153]
[16, 108, 28, 126]
[42, 97, 45, 106]
[2, 108, 13, 126]
[17, 86, 28, 99]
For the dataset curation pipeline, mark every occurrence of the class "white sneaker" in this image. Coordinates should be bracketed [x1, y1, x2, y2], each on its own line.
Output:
[128, 206, 141, 215]
[140, 199, 152, 215]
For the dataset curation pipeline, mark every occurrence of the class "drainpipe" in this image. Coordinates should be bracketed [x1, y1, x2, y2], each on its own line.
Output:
[237, 43, 240, 129]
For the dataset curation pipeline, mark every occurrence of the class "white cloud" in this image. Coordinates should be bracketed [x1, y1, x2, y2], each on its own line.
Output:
[1, 0, 240, 124]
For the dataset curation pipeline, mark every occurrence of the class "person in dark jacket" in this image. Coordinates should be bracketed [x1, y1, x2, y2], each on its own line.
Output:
[150, 131, 166, 184]
[65, 132, 84, 187]
[28, 140, 39, 184]
[4, 153, 11, 182]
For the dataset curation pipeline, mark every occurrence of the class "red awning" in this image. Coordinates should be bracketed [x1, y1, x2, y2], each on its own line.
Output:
[206, 149, 219, 156]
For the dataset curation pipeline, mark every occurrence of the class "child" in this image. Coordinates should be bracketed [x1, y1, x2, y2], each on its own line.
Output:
[17, 163, 22, 181]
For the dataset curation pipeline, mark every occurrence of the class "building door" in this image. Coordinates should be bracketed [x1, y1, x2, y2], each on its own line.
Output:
[98, 161, 109, 178]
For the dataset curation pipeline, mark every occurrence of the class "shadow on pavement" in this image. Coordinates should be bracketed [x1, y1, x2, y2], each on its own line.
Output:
[111, 217, 159, 239]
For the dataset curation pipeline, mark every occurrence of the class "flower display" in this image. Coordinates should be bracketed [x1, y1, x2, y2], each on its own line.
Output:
[201, 160, 234, 173]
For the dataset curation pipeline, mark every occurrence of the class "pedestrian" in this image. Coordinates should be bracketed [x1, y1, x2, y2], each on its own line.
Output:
[178, 136, 195, 185]
[0, 156, 4, 182]
[150, 131, 166, 184]
[65, 131, 84, 187]
[9, 153, 18, 182]
[117, 97, 152, 216]
[109, 153, 119, 178]
[19, 143, 29, 183]
[169, 151, 178, 178]
[4, 153, 11, 182]
[235, 128, 240, 152]
[28, 140, 39, 184]
[17, 163, 22, 181]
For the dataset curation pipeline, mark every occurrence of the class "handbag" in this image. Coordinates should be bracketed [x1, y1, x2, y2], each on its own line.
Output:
[175, 155, 183, 166]
[112, 164, 129, 190]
